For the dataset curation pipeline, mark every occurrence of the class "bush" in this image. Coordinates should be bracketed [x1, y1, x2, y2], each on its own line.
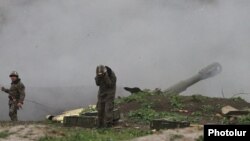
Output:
[0, 130, 11, 138]
[169, 95, 183, 110]
[237, 114, 250, 124]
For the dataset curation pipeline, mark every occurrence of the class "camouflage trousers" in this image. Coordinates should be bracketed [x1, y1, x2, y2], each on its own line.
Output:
[9, 100, 18, 121]
[97, 98, 114, 128]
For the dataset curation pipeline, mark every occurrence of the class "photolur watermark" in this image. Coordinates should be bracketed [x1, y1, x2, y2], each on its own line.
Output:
[204, 125, 250, 141]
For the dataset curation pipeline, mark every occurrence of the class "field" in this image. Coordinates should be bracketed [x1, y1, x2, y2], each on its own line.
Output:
[0, 91, 250, 141]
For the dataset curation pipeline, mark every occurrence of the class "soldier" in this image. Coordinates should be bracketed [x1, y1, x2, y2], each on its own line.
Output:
[1, 71, 25, 121]
[95, 65, 117, 128]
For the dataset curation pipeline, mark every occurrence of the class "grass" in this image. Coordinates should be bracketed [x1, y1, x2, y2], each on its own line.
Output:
[169, 95, 184, 110]
[0, 130, 11, 138]
[191, 94, 208, 103]
[115, 91, 152, 105]
[237, 114, 250, 124]
[201, 105, 215, 114]
[230, 96, 246, 102]
[128, 108, 188, 124]
[39, 128, 151, 141]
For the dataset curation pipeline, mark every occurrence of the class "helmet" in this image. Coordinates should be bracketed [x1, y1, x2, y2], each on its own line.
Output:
[96, 65, 107, 75]
[9, 71, 19, 77]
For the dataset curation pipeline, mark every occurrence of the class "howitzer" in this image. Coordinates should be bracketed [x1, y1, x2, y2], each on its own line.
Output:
[164, 62, 222, 94]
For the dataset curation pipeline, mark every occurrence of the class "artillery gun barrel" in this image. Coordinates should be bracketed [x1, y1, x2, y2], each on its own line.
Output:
[164, 62, 222, 94]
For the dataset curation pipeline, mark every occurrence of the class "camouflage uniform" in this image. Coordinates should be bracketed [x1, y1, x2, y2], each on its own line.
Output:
[95, 66, 116, 128]
[1, 78, 25, 121]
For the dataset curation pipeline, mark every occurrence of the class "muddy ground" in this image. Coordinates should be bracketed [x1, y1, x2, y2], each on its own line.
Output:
[0, 94, 249, 141]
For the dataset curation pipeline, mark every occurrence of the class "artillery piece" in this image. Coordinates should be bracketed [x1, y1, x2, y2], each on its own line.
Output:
[164, 62, 222, 94]
[48, 62, 222, 128]
[124, 62, 222, 95]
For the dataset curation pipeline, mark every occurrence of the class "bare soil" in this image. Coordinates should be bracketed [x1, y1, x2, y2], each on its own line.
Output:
[132, 125, 203, 141]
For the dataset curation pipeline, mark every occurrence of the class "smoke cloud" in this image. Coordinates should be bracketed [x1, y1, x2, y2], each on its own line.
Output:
[0, 0, 250, 120]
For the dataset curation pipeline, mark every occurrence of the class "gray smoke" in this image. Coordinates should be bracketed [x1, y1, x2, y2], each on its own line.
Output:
[0, 0, 250, 120]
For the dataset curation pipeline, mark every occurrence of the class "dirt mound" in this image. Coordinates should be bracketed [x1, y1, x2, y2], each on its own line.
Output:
[116, 93, 250, 124]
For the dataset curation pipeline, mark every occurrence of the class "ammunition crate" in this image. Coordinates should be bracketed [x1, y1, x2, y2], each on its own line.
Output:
[63, 109, 120, 128]
[82, 109, 120, 122]
[63, 116, 97, 128]
[150, 119, 190, 130]
[63, 116, 81, 127]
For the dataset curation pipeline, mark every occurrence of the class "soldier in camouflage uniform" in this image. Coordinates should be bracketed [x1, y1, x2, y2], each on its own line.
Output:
[1, 71, 26, 121]
[95, 65, 116, 128]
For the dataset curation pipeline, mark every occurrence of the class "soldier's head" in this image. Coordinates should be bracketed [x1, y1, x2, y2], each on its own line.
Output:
[9, 71, 19, 81]
[96, 65, 107, 77]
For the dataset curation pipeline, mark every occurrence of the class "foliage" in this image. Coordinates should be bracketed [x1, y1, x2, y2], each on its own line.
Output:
[115, 91, 152, 105]
[230, 97, 246, 102]
[169, 95, 183, 110]
[128, 108, 157, 123]
[128, 108, 187, 124]
[191, 94, 208, 103]
[201, 105, 215, 114]
[191, 111, 203, 116]
[220, 117, 230, 124]
[39, 128, 150, 141]
[0, 130, 11, 138]
[237, 114, 250, 124]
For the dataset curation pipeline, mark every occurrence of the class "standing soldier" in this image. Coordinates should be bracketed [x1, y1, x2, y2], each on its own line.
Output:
[1, 71, 25, 121]
[95, 65, 117, 128]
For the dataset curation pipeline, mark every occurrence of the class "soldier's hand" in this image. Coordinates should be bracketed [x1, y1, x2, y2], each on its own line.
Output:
[17, 103, 23, 109]
[1, 86, 6, 91]
[97, 72, 106, 78]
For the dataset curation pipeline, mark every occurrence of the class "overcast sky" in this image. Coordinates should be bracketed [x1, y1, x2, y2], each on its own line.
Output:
[0, 0, 250, 100]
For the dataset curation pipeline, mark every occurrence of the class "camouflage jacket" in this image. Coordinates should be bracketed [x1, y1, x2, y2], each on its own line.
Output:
[95, 67, 116, 100]
[1, 78, 25, 104]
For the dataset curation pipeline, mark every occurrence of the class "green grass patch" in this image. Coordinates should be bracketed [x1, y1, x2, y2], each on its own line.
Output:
[115, 91, 152, 105]
[128, 108, 188, 124]
[0, 130, 11, 138]
[230, 97, 246, 102]
[169, 95, 183, 110]
[201, 105, 215, 114]
[39, 128, 150, 141]
[191, 94, 208, 103]
[237, 114, 250, 124]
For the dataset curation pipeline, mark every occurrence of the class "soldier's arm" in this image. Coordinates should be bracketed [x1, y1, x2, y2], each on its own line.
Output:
[1, 87, 10, 94]
[17, 83, 25, 104]
[95, 76, 101, 86]
[103, 72, 116, 88]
